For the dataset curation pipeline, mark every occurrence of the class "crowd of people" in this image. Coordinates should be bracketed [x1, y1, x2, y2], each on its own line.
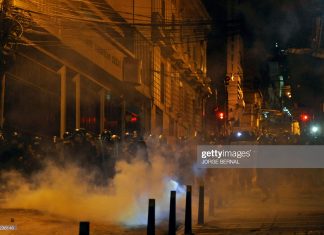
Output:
[1, 128, 322, 202]
[0, 128, 200, 187]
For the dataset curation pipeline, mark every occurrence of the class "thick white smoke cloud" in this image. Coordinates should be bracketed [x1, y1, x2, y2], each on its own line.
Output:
[0, 154, 187, 226]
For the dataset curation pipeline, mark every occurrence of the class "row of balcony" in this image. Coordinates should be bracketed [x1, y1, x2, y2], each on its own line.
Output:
[151, 11, 209, 93]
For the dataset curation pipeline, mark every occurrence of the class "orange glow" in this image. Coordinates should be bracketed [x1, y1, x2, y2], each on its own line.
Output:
[217, 112, 224, 120]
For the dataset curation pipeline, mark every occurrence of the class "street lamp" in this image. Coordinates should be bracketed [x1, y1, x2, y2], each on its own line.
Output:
[216, 111, 224, 120]
[310, 125, 320, 134]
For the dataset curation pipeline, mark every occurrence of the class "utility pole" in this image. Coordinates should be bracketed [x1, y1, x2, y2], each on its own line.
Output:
[224, 79, 229, 136]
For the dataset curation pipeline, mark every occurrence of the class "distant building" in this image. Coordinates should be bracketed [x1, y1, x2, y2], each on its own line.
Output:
[266, 43, 291, 109]
[226, 0, 245, 132]
[240, 89, 262, 132]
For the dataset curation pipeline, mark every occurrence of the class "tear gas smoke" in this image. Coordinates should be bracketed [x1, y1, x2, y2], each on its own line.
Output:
[0, 154, 187, 226]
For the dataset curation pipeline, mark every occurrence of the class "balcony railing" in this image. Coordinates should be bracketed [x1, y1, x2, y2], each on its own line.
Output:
[151, 11, 165, 43]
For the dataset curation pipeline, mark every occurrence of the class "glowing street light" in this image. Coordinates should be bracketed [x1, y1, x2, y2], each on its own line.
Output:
[286, 91, 292, 98]
[217, 112, 224, 120]
[310, 125, 320, 134]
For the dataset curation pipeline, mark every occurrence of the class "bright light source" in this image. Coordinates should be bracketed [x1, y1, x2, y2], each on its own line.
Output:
[169, 179, 186, 195]
[311, 125, 320, 134]
[301, 114, 310, 122]
[236, 132, 242, 137]
[263, 111, 269, 118]
[130, 116, 138, 122]
[283, 107, 292, 116]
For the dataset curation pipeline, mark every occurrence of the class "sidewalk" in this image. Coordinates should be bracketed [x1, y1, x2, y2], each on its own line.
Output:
[178, 187, 324, 234]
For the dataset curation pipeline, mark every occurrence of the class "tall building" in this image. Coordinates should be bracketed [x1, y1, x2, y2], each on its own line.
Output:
[267, 43, 291, 109]
[148, 0, 212, 139]
[226, 0, 244, 131]
[2, 0, 211, 140]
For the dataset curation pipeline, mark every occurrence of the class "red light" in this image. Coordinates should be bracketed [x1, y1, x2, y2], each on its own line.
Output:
[131, 117, 138, 122]
[217, 112, 224, 120]
[301, 114, 309, 122]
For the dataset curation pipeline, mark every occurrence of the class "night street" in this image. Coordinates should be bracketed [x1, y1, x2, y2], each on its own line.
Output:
[2, 0, 324, 234]
[1, 185, 324, 234]
[192, 187, 324, 234]
[0, 208, 166, 234]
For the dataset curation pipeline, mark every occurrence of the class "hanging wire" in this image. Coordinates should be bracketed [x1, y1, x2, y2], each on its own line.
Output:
[9, 0, 217, 59]
[22, 0, 213, 23]
[11, 0, 217, 47]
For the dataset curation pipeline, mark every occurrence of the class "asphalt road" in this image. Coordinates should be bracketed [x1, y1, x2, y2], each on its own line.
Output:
[0, 207, 169, 235]
[1, 178, 324, 235]
[187, 187, 324, 234]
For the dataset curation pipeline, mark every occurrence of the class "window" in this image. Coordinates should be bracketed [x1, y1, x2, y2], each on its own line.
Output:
[169, 118, 175, 136]
[187, 38, 190, 57]
[162, 0, 166, 18]
[161, 63, 165, 104]
[156, 107, 163, 134]
[172, 14, 175, 30]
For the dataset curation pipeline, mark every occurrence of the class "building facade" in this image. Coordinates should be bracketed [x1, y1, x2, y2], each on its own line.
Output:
[226, 0, 245, 132]
[240, 89, 262, 132]
[3, 0, 211, 140]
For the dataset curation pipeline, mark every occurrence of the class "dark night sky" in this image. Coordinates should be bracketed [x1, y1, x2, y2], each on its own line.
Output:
[202, 0, 324, 112]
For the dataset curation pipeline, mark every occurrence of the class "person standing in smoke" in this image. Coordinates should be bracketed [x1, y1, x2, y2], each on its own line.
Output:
[24, 136, 45, 177]
[157, 134, 171, 160]
[1, 131, 19, 171]
[0, 131, 25, 173]
[98, 129, 116, 181]
[126, 131, 150, 164]
[175, 136, 192, 185]
[60, 131, 73, 164]
[121, 132, 132, 163]
[85, 132, 100, 169]
[70, 129, 96, 170]
[144, 133, 157, 156]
